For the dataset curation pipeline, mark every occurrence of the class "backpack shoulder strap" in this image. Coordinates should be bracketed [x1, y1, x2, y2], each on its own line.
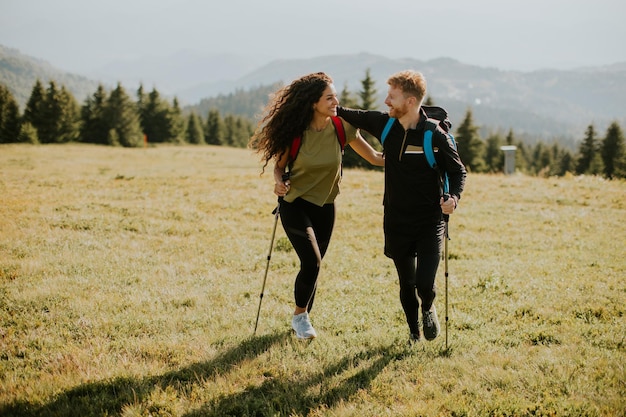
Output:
[289, 116, 347, 163]
[423, 119, 438, 169]
[424, 118, 457, 195]
[289, 136, 302, 162]
[381, 117, 395, 144]
[330, 116, 346, 151]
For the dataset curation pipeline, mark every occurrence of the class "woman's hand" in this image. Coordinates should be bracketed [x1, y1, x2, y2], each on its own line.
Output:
[273, 154, 291, 197]
[274, 179, 290, 197]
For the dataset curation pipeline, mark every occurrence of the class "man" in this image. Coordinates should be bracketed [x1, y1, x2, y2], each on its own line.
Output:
[338, 70, 466, 343]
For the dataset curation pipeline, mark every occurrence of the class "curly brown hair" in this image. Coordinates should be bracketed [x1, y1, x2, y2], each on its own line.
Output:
[249, 72, 333, 173]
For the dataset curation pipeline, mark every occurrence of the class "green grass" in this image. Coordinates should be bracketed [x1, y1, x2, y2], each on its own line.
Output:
[1, 143, 625, 417]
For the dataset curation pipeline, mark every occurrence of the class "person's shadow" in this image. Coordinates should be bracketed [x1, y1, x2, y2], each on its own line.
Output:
[185, 341, 400, 416]
[1, 331, 404, 417]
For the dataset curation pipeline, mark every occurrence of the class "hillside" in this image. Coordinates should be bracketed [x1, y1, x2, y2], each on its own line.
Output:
[2, 45, 625, 145]
[185, 54, 626, 143]
[0, 45, 99, 108]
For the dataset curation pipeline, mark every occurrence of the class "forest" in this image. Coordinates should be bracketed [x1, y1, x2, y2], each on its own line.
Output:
[1, 72, 625, 179]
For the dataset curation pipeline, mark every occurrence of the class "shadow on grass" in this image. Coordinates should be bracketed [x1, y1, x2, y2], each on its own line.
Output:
[1, 331, 408, 417]
[0, 331, 291, 417]
[184, 344, 402, 416]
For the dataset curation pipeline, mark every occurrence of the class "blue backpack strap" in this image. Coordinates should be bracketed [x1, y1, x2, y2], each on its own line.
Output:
[424, 119, 452, 194]
[381, 118, 395, 144]
[423, 120, 437, 169]
[442, 133, 458, 194]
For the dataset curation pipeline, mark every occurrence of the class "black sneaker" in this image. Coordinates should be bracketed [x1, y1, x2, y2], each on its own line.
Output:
[409, 333, 421, 344]
[422, 306, 440, 341]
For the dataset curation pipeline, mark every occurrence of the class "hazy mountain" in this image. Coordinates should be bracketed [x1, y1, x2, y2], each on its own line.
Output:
[85, 49, 270, 96]
[2, 45, 625, 145]
[183, 53, 626, 142]
[0, 45, 99, 108]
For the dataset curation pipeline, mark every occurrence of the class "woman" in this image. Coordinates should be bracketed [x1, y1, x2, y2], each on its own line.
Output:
[250, 72, 384, 339]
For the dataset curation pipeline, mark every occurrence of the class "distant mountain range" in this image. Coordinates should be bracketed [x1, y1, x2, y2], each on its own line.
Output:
[0, 45, 99, 109]
[2, 44, 625, 145]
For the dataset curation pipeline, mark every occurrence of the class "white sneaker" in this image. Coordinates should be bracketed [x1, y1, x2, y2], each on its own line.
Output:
[291, 312, 317, 339]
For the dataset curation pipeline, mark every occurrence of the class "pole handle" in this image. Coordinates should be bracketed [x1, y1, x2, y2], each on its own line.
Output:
[442, 193, 450, 223]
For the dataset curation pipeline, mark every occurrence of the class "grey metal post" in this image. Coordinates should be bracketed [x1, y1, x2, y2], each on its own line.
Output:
[501, 145, 517, 175]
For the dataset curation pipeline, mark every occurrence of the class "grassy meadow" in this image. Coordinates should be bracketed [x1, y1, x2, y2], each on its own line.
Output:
[0, 143, 625, 417]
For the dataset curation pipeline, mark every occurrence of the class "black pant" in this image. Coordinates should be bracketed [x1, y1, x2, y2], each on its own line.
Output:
[390, 221, 445, 334]
[279, 198, 335, 312]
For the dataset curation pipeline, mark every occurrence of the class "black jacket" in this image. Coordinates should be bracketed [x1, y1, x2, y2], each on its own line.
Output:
[338, 106, 466, 229]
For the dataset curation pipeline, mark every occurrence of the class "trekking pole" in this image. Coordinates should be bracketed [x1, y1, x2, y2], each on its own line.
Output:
[253, 173, 289, 335]
[443, 194, 451, 352]
[253, 198, 281, 335]
[444, 216, 450, 351]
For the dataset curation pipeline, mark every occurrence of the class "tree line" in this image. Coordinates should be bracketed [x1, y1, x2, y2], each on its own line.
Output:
[337, 69, 626, 179]
[0, 80, 254, 148]
[1, 74, 625, 179]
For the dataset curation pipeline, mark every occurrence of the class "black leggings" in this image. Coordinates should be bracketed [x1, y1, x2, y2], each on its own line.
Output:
[279, 198, 335, 312]
[391, 221, 445, 334]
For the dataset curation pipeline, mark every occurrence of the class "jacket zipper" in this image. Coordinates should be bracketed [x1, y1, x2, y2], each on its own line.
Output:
[398, 130, 408, 161]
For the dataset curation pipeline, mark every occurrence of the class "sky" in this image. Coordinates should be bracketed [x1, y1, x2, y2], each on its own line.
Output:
[1, 0, 626, 74]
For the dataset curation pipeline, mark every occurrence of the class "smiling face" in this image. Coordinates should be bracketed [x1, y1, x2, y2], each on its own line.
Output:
[313, 83, 339, 117]
[384, 85, 410, 119]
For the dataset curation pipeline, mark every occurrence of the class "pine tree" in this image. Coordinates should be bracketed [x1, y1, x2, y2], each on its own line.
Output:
[38, 81, 61, 143]
[575, 125, 598, 175]
[0, 84, 21, 143]
[17, 121, 38, 144]
[105, 83, 142, 147]
[484, 133, 504, 173]
[205, 109, 224, 145]
[139, 89, 171, 143]
[220, 114, 253, 148]
[339, 83, 358, 108]
[27, 81, 79, 143]
[558, 151, 575, 176]
[23, 79, 46, 140]
[514, 140, 530, 173]
[136, 84, 146, 119]
[549, 143, 574, 176]
[358, 68, 378, 110]
[234, 117, 249, 148]
[531, 142, 553, 176]
[222, 114, 237, 147]
[344, 69, 382, 169]
[80, 84, 109, 144]
[169, 98, 185, 144]
[185, 112, 205, 144]
[600, 121, 625, 179]
[56, 85, 80, 143]
[614, 152, 626, 179]
[589, 152, 604, 176]
[455, 109, 486, 172]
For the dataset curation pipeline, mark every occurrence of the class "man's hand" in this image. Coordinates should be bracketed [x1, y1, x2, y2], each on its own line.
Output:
[440, 195, 457, 215]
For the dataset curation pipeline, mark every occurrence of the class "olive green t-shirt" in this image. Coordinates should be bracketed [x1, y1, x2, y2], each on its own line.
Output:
[284, 119, 357, 206]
